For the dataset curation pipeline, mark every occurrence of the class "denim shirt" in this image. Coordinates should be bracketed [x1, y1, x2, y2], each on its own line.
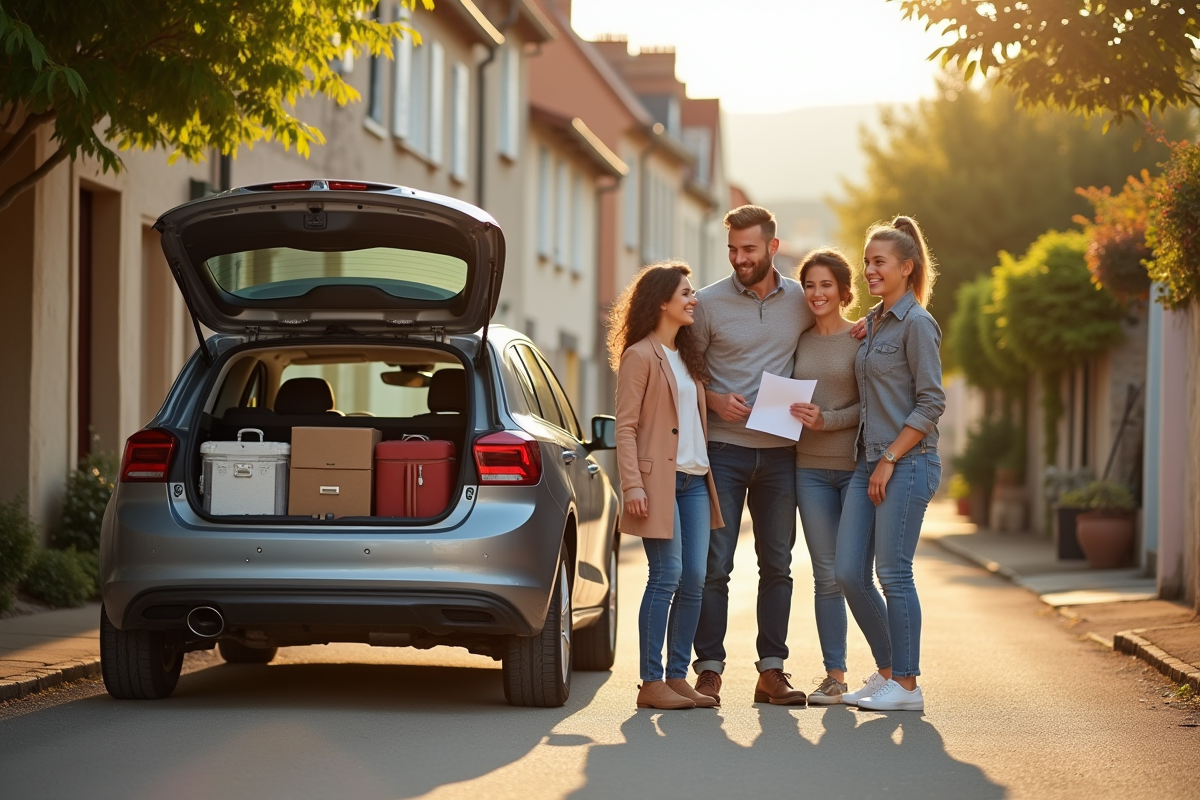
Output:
[854, 290, 946, 461]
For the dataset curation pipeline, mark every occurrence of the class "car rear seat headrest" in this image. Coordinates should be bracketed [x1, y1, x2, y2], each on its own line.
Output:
[427, 369, 466, 413]
[274, 377, 336, 415]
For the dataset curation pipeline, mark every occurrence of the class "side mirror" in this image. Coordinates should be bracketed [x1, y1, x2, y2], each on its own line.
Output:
[587, 415, 616, 451]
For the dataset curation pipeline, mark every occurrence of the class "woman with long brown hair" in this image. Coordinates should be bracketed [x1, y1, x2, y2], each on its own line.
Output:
[610, 261, 724, 710]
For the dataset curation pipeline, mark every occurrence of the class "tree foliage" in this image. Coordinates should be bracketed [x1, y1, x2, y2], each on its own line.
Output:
[1146, 136, 1200, 307]
[833, 78, 1187, 328]
[0, 0, 431, 213]
[991, 230, 1126, 461]
[1076, 169, 1160, 300]
[895, 1, 1200, 124]
[949, 276, 1028, 394]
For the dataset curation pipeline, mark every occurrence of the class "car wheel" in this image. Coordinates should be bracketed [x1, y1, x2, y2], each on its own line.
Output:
[218, 639, 278, 664]
[99, 605, 182, 700]
[502, 548, 572, 707]
[575, 541, 617, 671]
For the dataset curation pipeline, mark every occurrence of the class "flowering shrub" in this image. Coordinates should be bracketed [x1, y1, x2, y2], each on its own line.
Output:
[1147, 138, 1200, 309]
[1076, 170, 1160, 301]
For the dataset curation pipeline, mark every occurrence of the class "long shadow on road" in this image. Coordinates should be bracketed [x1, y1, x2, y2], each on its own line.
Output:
[569, 703, 1005, 800]
[0, 660, 608, 800]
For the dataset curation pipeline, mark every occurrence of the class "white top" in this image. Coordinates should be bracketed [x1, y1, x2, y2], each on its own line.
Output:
[663, 346, 710, 476]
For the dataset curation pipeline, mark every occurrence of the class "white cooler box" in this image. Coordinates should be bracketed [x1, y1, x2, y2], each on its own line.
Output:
[200, 429, 290, 515]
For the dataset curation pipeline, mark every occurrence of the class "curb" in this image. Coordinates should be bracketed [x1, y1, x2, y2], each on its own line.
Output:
[1114, 629, 1200, 693]
[0, 659, 101, 702]
[932, 536, 1023, 583]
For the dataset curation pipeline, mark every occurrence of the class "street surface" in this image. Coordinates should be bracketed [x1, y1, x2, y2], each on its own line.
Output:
[1, 504, 1197, 800]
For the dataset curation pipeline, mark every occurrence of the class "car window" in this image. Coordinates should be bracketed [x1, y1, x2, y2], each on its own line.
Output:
[515, 345, 564, 431]
[505, 348, 540, 416]
[535, 352, 583, 440]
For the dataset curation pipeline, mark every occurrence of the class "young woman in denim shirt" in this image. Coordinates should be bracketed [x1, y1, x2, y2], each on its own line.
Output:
[787, 249, 864, 705]
[836, 216, 945, 712]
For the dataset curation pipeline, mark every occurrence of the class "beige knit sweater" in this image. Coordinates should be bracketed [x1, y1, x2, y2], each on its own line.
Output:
[792, 328, 862, 471]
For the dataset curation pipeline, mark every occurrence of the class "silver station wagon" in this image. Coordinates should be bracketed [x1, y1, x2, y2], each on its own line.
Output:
[99, 180, 620, 708]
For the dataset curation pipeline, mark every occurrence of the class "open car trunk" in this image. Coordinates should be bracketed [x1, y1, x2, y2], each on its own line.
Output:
[187, 340, 477, 525]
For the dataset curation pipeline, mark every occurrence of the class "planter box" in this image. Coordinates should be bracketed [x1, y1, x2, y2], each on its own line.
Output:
[1054, 506, 1086, 560]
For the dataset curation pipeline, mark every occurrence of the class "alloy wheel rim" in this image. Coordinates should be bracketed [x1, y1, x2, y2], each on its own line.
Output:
[559, 563, 571, 684]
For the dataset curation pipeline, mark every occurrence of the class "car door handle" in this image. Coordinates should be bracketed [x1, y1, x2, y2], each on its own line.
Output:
[587, 463, 601, 475]
[561, 451, 578, 464]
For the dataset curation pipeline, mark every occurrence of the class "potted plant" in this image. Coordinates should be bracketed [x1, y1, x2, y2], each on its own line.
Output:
[949, 474, 971, 517]
[1044, 467, 1094, 560]
[1059, 480, 1136, 569]
[952, 419, 1017, 527]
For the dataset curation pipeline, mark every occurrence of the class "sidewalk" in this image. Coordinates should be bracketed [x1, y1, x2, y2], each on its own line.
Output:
[924, 501, 1200, 692]
[0, 602, 101, 701]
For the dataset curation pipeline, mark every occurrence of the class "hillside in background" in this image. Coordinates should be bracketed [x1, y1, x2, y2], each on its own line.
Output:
[724, 104, 882, 204]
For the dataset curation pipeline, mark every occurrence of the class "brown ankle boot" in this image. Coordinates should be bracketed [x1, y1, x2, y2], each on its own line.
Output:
[694, 670, 722, 705]
[666, 678, 719, 708]
[637, 681, 697, 710]
[754, 669, 808, 706]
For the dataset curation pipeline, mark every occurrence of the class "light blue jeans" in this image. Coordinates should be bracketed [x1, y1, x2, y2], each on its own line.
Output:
[795, 467, 854, 674]
[834, 449, 941, 678]
[639, 472, 712, 682]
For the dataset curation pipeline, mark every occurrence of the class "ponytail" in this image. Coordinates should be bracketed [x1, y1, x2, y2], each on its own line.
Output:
[866, 215, 938, 307]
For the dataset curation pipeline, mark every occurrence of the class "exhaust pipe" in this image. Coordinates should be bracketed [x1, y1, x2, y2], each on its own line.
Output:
[187, 606, 225, 638]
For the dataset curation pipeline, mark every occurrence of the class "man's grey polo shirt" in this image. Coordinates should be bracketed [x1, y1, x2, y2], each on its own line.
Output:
[692, 269, 815, 449]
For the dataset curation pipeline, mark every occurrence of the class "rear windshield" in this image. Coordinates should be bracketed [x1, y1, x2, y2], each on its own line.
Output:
[204, 247, 468, 301]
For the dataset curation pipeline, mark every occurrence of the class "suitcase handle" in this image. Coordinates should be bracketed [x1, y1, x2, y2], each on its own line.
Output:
[402, 434, 430, 441]
[237, 428, 266, 443]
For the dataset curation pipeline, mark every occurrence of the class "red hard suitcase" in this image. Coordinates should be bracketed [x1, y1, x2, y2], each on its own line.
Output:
[374, 436, 456, 517]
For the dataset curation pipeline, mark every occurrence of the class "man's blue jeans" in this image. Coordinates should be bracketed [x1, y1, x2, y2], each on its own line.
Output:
[693, 443, 797, 674]
[639, 472, 711, 682]
[834, 449, 941, 678]
[795, 467, 854, 674]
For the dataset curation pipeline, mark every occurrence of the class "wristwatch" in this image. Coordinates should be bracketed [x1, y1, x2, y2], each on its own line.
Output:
[883, 450, 898, 464]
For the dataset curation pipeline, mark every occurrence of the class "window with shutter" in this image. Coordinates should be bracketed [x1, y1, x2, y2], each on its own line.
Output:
[450, 63, 470, 181]
[428, 41, 445, 165]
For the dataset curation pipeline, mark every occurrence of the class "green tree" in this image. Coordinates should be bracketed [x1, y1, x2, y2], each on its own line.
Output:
[991, 230, 1126, 462]
[948, 275, 1027, 397]
[833, 78, 1187, 327]
[894, 0, 1200, 124]
[0, 0, 431, 213]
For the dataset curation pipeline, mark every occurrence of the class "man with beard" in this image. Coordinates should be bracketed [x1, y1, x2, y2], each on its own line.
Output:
[689, 205, 816, 706]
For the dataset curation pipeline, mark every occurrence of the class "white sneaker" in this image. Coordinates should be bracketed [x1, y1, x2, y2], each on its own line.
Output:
[857, 679, 924, 712]
[841, 672, 889, 706]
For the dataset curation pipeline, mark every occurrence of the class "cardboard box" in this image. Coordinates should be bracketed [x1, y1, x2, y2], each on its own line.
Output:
[288, 427, 381, 517]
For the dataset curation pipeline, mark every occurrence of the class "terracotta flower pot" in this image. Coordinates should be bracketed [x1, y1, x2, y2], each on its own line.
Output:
[1075, 511, 1135, 569]
[955, 497, 971, 517]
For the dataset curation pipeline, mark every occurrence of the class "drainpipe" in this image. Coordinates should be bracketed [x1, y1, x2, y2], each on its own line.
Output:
[475, 1, 521, 209]
[637, 123, 663, 265]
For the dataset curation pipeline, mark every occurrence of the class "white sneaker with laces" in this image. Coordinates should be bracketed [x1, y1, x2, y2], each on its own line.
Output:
[856, 679, 924, 711]
[841, 672, 889, 706]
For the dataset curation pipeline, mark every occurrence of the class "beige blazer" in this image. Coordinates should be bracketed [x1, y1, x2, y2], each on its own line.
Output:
[615, 335, 724, 539]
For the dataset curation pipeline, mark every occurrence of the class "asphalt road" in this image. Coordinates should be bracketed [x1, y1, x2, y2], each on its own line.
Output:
[1, 505, 1196, 800]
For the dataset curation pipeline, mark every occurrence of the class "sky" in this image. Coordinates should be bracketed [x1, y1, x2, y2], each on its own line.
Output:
[570, 0, 954, 114]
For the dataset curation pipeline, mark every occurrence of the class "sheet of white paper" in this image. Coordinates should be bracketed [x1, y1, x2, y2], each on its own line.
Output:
[744, 372, 818, 441]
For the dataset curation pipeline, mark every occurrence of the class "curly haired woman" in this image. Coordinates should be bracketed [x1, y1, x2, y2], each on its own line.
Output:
[610, 262, 724, 710]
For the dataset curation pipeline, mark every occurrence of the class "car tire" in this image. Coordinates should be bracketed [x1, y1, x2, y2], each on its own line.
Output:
[574, 541, 617, 671]
[99, 605, 182, 700]
[502, 549, 571, 707]
[218, 639, 278, 664]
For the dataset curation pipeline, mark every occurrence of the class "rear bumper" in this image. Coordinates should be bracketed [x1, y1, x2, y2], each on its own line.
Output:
[123, 587, 533, 637]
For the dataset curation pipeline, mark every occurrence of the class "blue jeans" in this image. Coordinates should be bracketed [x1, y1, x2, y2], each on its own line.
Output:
[639, 472, 712, 682]
[694, 443, 797, 673]
[834, 450, 941, 678]
[795, 467, 854, 674]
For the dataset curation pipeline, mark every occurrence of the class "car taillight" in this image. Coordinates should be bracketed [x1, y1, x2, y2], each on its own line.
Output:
[269, 180, 314, 191]
[327, 181, 369, 191]
[474, 431, 542, 486]
[120, 429, 177, 482]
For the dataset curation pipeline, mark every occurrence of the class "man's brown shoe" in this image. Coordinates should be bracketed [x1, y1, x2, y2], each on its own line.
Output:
[754, 669, 808, 706]
[666, 678, 719, 708]
[636, 681, 696, 710]
[694, 670, 722, 705]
